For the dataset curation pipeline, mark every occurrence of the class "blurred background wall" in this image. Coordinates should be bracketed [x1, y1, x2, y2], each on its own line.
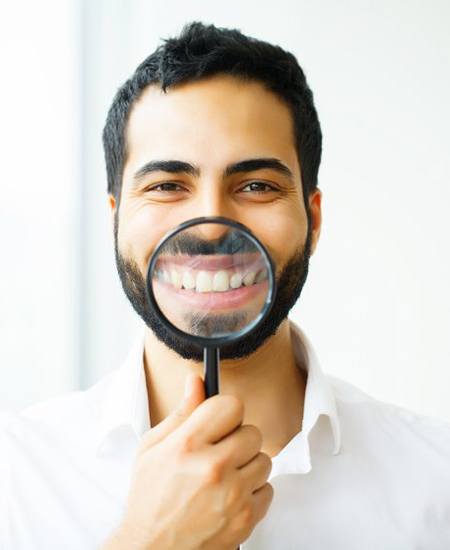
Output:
[1, 0, 449, 421]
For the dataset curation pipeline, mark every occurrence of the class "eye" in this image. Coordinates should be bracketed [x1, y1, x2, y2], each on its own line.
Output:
[240, 181, 277, 193]
[146, 182, 185, 193]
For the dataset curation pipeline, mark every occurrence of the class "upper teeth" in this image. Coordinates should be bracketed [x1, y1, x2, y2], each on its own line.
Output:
[230, 272, 243, 289]
[243, 271, 256, 286]
[212, 270, 229, 292]
[170, 269, 183, 289]
[156, 267, 268, 292]
[182, 271, 196, 290]
[196, 271, 213, 293]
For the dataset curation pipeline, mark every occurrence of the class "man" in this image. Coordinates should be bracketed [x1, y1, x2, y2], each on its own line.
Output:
[1, 22, 449, 550]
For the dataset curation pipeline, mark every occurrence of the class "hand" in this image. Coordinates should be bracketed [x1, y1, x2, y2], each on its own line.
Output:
[111, 373, 273, 550]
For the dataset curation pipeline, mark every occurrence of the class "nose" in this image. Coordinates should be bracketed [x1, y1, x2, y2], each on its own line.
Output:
[191, 182, 236, 240]
[196, 221, 230, 242]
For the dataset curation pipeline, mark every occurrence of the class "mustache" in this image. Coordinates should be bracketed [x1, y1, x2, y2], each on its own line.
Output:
[159, 229, 259, 256]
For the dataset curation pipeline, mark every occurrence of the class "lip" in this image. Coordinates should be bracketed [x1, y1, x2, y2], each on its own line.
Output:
[156, 253, 264, 271]
[153, 278, 269, 311]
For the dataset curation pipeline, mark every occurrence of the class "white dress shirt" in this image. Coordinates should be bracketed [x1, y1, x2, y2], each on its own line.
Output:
[1, 321, 450, 549]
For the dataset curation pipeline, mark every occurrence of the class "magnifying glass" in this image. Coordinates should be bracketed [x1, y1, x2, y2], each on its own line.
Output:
[145, 216, 276, 398]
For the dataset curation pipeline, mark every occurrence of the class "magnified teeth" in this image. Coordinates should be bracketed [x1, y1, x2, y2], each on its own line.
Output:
[161, 265, 267, 292]
[255, 268, 267, 283]
[213, 270, 229, 292]
[243, 271, 256, 286]
[230, 272, 243, 289]
[182, 271, 196, 290]
[170, 269, 182, 289]
[196, 271, 213, 292]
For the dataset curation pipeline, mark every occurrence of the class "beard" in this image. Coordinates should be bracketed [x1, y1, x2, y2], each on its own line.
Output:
[113, 209, 312, 362]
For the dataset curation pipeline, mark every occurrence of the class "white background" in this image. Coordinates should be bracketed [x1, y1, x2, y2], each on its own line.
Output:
[1, 0, 449, 422]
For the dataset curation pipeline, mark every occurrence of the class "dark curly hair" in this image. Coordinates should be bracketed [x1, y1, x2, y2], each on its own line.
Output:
[102, 21, 322, 207]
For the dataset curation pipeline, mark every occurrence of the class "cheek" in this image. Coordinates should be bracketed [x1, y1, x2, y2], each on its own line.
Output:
[242, 204, 307, 272]
[118, 206, 174, 271]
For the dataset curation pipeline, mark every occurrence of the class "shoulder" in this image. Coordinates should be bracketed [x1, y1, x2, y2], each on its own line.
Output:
[328, 374, 450, 458]
[0, 370, 116, 456]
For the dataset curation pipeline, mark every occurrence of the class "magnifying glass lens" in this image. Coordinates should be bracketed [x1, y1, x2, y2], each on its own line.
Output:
[150, 222, 271, 338]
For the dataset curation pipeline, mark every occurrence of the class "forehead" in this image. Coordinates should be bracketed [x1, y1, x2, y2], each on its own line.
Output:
[123, 74, 300, 179]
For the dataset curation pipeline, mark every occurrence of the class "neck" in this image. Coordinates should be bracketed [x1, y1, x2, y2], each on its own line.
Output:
[143, 318, 307, 457]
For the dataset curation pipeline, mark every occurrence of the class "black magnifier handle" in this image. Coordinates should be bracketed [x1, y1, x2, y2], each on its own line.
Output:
[203, 347, 220, 398]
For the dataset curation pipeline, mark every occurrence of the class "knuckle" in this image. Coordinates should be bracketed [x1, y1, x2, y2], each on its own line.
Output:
[177, 433, 195, 456]
[260, 482, 274, 508]
[260, 452, 272, 474]
[204, 460, 225, 485]
[225, 483, 243, 509]
[247, 425, 263, 449]
[222, 394, 244, 419]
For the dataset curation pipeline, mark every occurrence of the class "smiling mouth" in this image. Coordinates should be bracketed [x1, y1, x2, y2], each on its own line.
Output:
[154, 259, 268, 293]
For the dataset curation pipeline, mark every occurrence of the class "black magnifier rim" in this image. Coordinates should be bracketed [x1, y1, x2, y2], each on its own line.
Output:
[145, 216, 277, 349]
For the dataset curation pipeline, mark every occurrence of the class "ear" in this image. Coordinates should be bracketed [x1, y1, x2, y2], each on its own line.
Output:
[108, 194, 116, 233]
[308, 189, 322, 256]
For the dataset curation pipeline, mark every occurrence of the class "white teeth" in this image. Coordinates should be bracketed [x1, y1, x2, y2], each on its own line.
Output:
[230, 272, 243, 289]
[255, 268, 268, 283]
[243, 271, 256, 286]
[213, 270, 229, 291]
[182, 271, 196, 289]
[196, 271, 213, 292]
[164, 266, 264, 291]
[170, 269, 182, 289]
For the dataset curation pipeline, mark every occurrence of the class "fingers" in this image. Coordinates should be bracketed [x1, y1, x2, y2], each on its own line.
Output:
[224, 481, 274, 545]
[238, 452, 272, 494]
[212, 424, 263, 469]
[175, 394, 245, 448]
[250, 482, 274, 524]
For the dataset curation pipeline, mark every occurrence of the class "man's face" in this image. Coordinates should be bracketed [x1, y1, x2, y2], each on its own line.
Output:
[110, 74, 321, 361]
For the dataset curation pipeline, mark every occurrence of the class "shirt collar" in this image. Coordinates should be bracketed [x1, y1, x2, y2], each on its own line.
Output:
[95, 330, 149, 457]
[95, 321, 341, 466]
[269, 322, 341, 475]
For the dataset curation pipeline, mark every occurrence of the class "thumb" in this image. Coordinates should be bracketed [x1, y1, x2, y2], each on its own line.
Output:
[140, 373, 205, 449]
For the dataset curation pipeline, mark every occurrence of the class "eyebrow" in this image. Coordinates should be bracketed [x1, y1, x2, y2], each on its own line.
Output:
[132, 157, 295, 185]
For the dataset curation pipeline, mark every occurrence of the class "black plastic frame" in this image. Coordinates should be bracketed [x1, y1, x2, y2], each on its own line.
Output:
[145, 216, 277, 349]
